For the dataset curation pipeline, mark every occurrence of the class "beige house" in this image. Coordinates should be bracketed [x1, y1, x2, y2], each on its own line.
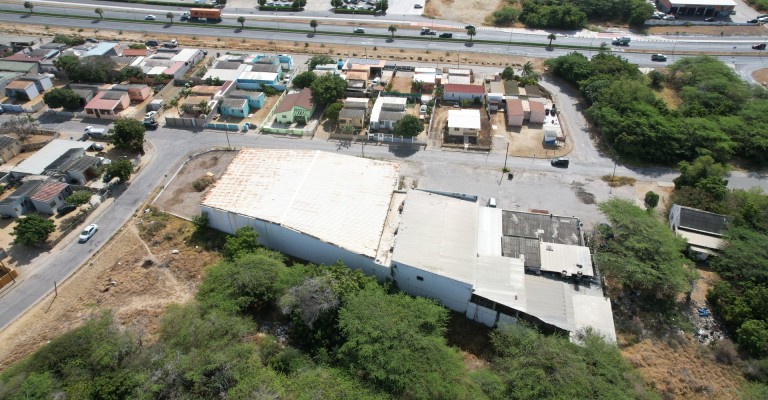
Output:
[529, 100, 546, 124]
[0, 135, 22, 165]
[338, 98, 369, 128]
[447, 109, 481, 137]
[506, 99, 524, 127]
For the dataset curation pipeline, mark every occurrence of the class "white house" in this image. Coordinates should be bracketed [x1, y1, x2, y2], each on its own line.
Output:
[369, 96, 407, 132]
[447, 109, 481, 137]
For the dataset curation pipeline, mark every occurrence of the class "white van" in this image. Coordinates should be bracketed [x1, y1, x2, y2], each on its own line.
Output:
[488, 198, 497, 208]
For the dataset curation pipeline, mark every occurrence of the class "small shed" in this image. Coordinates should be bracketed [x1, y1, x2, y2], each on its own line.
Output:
[543, 127, 558, 145]
[529, 100, 545, 124]
[506, 99, 524, 127]
[147, 99, 164, 112]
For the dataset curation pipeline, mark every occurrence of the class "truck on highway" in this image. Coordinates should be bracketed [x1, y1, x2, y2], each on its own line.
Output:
[612, 37, 631, 46]
[189, 8, 222, 22]
[420, 27, 436, 35]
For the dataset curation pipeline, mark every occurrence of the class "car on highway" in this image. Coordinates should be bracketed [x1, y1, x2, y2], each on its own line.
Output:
[550, 157, 570, 168]
[662, 14, 675, 20]
[651, 54, 668, 62]
[85, 38, 99, 43]
[704, 17, 715, 22]
[414, 3, 422, 8]
[353, 28, 365, 33]
[439, 33, 453, 38]
[79, 224, 98, 243]
[145, 15, 156, 20]
[754, 43, 767, 50]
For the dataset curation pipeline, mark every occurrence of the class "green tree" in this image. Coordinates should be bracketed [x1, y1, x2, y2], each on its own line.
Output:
[11, 214, 55, 246]
[338, 286, 479, 399]
[393, 114, 424, 138]
[490, 6, 520, 26]
[308, 54, 335, 70]
[95, 7, 104, 19]
[323, 102, 343, 122]
[292, 71, 317, 89]
[500, 66, 516, 81]
[260, 0, 267, 5]
[11, 371, 54, 399]
[341, 124, 356, 135]
[53, 54, 82, 80]
[110, 118, 145, 153]
[466, 25, 476, 44]
[43, 87, 82, 110]
[237, 16, 245, 28]
[105, 159, 134, 182]
[23, 1, 33, 13]
[547, 33, 557, 47]
[388, 24, 397, 38]
[738, 320, 768, 356]
[223, 226, 259, 260]
[377, 0, 388, 13]
[166, 12, 174, 24]
[674, 155, 729, 201]
[66, 190, 92, 206]
[119, 65, 145, 81]
[330, 0, 342, 7]
[595, 198, 695, 298]
[310, 19, 318, 33]
[644, 190, 659, 209]
[310, 74, 347, 106]
[52, 34, 86, 46]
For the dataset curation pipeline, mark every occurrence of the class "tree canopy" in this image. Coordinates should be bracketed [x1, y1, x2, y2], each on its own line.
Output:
[310, 74, 347, 106]
[110, 118, 145, 153]
[54, 55, 118, 83]
[11, 214, 55, 246]
[393, 114, 424, 137]
[595, 198, 695, 298]
[292, 70, 317, 89]
[65, 190, 92, 206]
[105, 159, 134, 183]
[43, 87, 82, 110]
[308, 55, 335, 70]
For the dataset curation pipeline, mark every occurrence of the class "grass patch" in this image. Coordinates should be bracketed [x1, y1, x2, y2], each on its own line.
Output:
[602, 175, 637, 187]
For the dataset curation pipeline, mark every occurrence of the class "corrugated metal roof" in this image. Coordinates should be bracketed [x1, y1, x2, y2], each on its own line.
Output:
[448, 109, 481, 130]
[30, 181, 68, 202]
[679, 206, 729, 235]
[202, 149, 399, 258]
[539, 242, 594, 277]
[392, 190, 479, 283]
[501, 236, 540, 267]
[572, 296, 617, 344]
[474, 255, 527, 312]
[12, 139, 93, 176]
[501, 210, 582, 245]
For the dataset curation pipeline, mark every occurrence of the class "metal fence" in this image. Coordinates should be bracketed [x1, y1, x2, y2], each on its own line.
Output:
[206, 122, 241, 131]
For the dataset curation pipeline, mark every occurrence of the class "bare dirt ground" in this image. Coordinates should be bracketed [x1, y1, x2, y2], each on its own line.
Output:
[0, 212, 223, 370]
[622, 335, 745, 399]
[154, 150, 238, 219]
[488, 112, 573, 158]
[423, 0, 502, 27]
[389, 76, 413, 93]
[753, 68, 768, 86]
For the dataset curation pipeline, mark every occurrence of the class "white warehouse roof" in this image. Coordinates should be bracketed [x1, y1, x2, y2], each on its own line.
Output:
[201, 149, 399, 258]
[11, 139, 94, 176]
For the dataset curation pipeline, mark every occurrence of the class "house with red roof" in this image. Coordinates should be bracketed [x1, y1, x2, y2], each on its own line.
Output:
[30, 181, 72, 215]
[84, 90, 130, 119]
[274, 88, 315, 124]
[443, 83, 484, 103]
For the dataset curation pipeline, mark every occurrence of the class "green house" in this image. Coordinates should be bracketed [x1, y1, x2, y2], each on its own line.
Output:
[274, 88, 315, 124]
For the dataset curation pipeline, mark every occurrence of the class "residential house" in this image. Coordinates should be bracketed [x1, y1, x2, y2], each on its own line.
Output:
[236, 70, 282, 90]
[4, 80, 39, 101]
[0, 179, 44, 217]
[0, 60, 38, 75]
[30, 181, 72, 214]
[369, 96, 406, 132]
[344, 70, 369, 93]
[63, 155, 102, 184]
[253, 53, 294, 72]
[506, 99, 524, 127]
[83, 42, 121, 58]
[220, 97, 249, 118]
[68, 83, 99, 105]
[669, 204, 731, 259]
[443, 83, 484, 103]
[84, 90, 130, 119]
[18, 74, 53, 93]
[339, 98, 369, 129]
[0, 72, 22, 93]
[110, 84, 152, 102]
[181, 95, 213, 116]
[121, 48, 148, 57]
[0, 135, 22, 165]
[528, 100, 545, 124]
[447, 109, 481, 137]
[274, 88, 314, 124]
[229, 90, 265, 109]
[10, 139, 94, 180]
[2, 52, 44, 64]
[413, 68, 438, 91]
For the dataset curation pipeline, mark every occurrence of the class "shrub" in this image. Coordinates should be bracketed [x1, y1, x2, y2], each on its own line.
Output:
[644, 191, 660, 209]
[192, 175, 216, 192]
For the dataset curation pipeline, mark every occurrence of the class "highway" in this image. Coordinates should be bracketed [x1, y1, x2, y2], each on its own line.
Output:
[0, 0, 767, 335]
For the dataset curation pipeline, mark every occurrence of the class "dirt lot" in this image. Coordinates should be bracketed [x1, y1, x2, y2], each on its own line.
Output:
[487, 111, 573, 158]
[647, 24, 767, 36]
[154, 150, 238, 219]
[424, 0, 503, 27]
[431, 105, 493, 149]
[753, 68, 768, 86]
[0, 211, 223, 369]
[389, 76, 413, 93]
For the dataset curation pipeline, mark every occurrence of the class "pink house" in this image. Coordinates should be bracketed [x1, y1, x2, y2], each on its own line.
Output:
[84, 90, 130, 119]
[111, 84, 151, 102]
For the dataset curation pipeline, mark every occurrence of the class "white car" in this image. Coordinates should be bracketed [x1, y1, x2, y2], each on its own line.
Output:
[662, 14, 675, 20]
[145, 15, 156, 20]
[79, 224, 98, 243]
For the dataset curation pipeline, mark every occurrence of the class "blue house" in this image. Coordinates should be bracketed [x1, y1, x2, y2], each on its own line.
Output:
[252, 53, 294, 71]
[220, 97, 249, 118]
[229, 90, 265, 109]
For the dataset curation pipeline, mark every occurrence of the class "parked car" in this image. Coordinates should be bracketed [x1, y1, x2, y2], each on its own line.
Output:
[748, 19, 759, 23]
[84, 126, 105, 136]
[79, 224, 99, 243]
[550, 157, 570, 168]
[439, 32, 453, 38]
[56, 204, 77, 217]
[704, 17, 715, 22]
[145, 15, 156, 20]
[651, 54, 668, 62]
[85, 38, 99, 43]
[91, 143, 104, 151]
[414, 3, 422, 8]
[145, 40, 159, 47]
[488, 198, 497, 208]
[753, 43, 767, 50]
[662, 14, 675, 20]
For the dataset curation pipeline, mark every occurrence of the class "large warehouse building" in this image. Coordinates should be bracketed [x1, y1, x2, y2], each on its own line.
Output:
[656, 0, 736, 17]
[201, 149, 615, 342]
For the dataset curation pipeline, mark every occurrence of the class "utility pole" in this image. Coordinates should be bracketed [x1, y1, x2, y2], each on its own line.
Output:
[503, 142, 509, 170]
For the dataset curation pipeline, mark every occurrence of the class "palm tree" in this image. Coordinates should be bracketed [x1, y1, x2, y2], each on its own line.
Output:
[547, 33, 557, 47]
[23, 1, 33, 13]
[388, 25, 397, 39]
[521, 61, 540, 84]
[166, 12, 174, 24]
[238, 16, 245, 28]
[522, 61, 534, 77]
[310, 19, 318, 33]
[466, 25, 476, 44]
[95, 7, 104, 19]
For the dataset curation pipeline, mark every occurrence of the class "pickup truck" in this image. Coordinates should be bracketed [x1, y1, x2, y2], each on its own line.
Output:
[420, 27, 436, 35]
[84, 126, 105, 136]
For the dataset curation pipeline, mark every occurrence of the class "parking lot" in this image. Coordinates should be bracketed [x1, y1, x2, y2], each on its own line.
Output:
[302, 0, 423, 14]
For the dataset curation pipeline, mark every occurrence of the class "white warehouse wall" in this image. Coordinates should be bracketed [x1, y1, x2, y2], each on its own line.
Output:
[392, 261, 473, 312]
[203, 206, 391, 281]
